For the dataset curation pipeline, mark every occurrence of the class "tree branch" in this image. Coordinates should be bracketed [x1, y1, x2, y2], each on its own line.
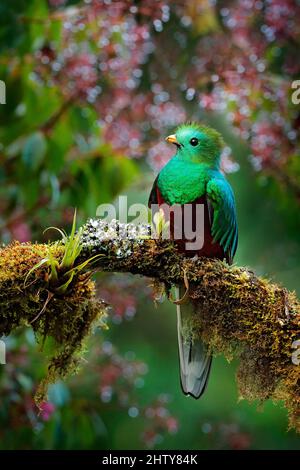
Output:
[0, 218, 299, 432]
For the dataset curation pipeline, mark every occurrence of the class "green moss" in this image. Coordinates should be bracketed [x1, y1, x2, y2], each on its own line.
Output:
[1, 218, 300, 433]
[0, 242, 107, 405]
[80, 218, 300, 433]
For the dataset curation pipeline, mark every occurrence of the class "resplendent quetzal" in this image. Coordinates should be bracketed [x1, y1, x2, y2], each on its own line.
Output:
[148, 122, 238, 399]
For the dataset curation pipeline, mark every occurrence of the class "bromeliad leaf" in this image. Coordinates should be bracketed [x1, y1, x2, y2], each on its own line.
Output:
[24, 257, 51, 288]
[62, 254, 103, 279]
[152, 209, 170, 239]
[24, 209, 104, 295]
[60, 209, 84, 270]
[43, 226, 67, 240]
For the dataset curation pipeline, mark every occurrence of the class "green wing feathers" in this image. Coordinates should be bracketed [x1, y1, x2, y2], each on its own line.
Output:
[207, 175, 238, 263]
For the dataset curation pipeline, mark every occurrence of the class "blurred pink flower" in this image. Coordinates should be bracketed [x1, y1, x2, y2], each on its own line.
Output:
[40, 402, 56, 421]
[10, 221, 31, 243]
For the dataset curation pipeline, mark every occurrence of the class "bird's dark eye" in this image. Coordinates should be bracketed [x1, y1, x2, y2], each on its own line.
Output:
[190, 138, 199, 146]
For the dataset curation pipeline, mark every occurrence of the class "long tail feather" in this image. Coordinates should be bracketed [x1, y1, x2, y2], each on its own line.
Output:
[175, 286, 212, 398]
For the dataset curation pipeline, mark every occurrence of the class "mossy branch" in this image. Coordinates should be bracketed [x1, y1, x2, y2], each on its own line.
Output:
[0, 218, 299, 433]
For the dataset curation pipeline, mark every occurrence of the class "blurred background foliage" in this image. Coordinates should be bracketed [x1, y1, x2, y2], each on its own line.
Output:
[0, 0, 300, 450]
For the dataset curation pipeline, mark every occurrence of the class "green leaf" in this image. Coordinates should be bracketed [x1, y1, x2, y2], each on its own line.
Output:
[48, 382, 70, 407]
[16, 372, 33, 392]
[63, 254, 103, 279]
[43, 226, 67, 240]
[55, 270, 76, 294]
[24, 257, 50, 288]
[22, 131, 47, 171]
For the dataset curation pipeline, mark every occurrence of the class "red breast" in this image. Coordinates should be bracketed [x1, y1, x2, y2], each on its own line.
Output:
[156, 187, 224, 259]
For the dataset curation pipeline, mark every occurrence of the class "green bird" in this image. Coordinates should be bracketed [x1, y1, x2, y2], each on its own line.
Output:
[148, 122, 238, 398]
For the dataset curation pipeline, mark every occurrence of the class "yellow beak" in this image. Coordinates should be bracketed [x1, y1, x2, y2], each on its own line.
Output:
[165, 134, 179, 145]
